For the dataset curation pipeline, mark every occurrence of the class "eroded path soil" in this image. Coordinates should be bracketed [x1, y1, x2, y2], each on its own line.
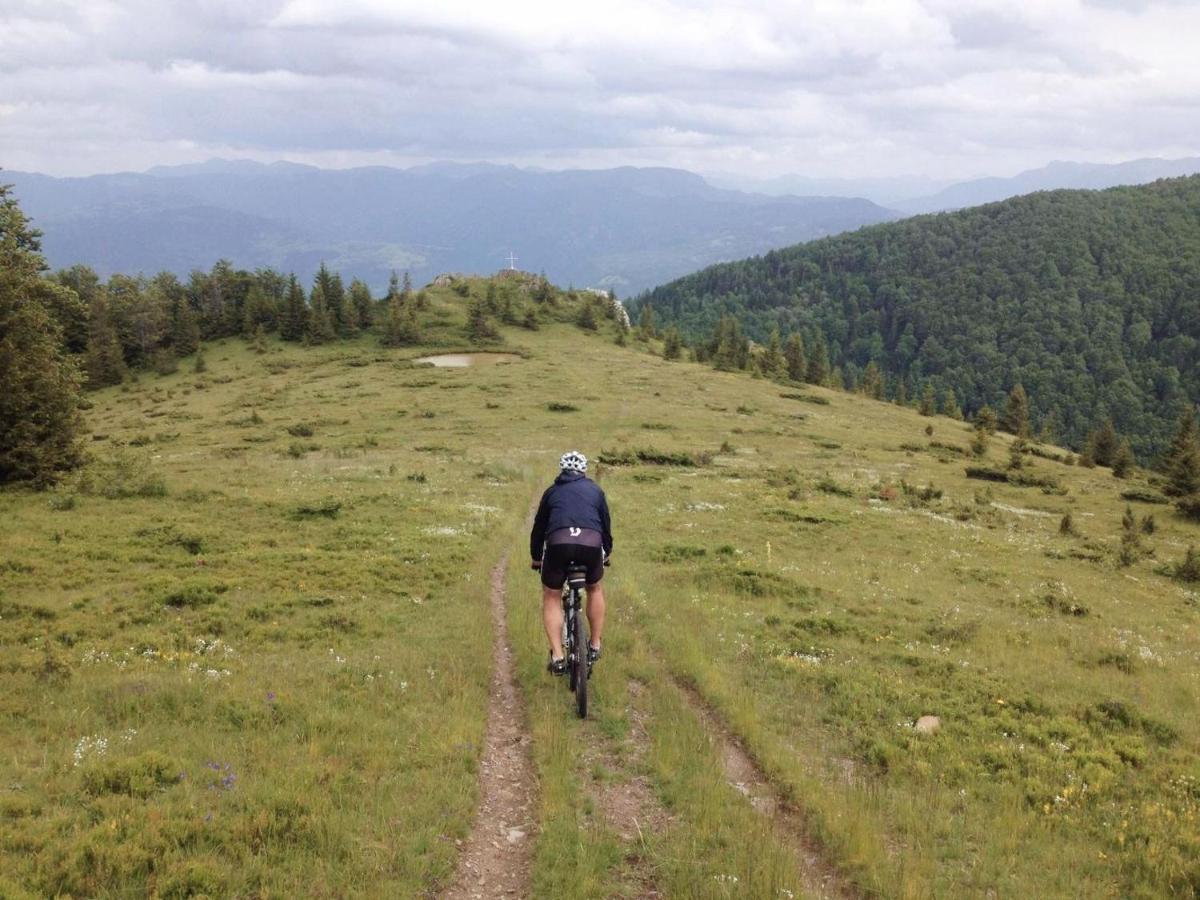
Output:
[442, 558, 537, 899]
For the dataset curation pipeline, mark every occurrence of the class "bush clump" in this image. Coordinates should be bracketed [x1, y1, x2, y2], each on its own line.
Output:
[82, 751, 180, 797]
[1121, 488, 1169, 505]
[76, 448, 167, 498]
[598, 447, 710, 467]
[292, 499, 342, 519]
[162, 581, 226, 608]
[779, 392, 830, 405]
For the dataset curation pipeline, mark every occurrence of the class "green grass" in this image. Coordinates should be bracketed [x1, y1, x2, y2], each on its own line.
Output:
[2, 277, 1198, 897]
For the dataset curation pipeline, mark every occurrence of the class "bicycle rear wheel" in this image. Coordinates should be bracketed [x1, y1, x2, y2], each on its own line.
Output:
[564, 596, 577, 692]
[573, 595, 588, 719]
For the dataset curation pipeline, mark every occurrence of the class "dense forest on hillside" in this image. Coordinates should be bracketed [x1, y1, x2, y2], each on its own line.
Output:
[634, 176, 1200, 459]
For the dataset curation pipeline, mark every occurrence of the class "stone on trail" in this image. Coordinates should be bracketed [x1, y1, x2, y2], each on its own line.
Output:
[915, 715, 941, 734]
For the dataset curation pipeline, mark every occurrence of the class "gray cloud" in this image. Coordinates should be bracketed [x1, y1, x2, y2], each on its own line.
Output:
[1, 0, 1198, 180]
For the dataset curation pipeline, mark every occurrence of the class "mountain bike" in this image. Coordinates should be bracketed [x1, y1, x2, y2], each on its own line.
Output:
[561, 563, 591, 719]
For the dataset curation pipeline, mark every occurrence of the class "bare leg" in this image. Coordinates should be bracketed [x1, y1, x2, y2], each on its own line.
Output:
[585, 582, 606, 649]
[542, 586, 564, 659]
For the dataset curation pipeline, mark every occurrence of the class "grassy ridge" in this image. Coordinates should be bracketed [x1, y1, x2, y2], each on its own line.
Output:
[2, 278, 1197, 897]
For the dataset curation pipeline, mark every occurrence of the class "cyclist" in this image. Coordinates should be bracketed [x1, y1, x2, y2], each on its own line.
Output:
[530, 450, 612, 675]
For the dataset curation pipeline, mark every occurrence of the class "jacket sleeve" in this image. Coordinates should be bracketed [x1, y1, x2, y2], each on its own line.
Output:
[530, 489, 551, 560]
[598, 489, 613, 556]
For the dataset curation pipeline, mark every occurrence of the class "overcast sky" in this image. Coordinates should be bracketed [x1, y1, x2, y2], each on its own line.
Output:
[2, 0, 1198, 180]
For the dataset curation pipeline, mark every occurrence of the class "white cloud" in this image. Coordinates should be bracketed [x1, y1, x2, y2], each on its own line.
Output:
[0, 0, 1197, 178]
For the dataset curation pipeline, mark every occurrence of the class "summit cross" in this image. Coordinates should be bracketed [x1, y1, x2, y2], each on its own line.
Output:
[506, 252, 518, 270]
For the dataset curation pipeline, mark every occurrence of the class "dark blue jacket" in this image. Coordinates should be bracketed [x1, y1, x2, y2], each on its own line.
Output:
[530, 470, 613, 559]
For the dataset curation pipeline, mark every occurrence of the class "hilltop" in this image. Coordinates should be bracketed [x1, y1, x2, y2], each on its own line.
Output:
[634, 175, 1200, 459]
[2, 161, 893, 297]
[1, 270, 1198, 898]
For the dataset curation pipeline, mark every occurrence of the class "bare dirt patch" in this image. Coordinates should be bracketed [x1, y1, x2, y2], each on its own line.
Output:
[442, 557, 537, 899]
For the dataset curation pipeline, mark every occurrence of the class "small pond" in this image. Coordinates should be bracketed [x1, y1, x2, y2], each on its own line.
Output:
[413, 353, 520, 368]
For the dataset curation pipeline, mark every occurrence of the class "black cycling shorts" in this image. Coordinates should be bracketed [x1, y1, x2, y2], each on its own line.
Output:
[540, 527, 604, 588]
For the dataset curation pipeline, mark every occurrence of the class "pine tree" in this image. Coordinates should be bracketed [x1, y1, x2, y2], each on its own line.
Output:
[338, 283, 358, 337]
[85, 295, 127, 387]
[1112, 439, 1135, 478]
[806, 334, 829, 384]
[760, 328, 786, 380]
[662, 326, 682, 360]
[1163, 408, 1200, 496]
[970, 424, 989, 457]
[577, 301, 598, 331]
[349, 279, 373, 330]
[523, 308, 540, 331]
[919, 383, 936, 416]
[252, 324, 268, 355]
[467, 297, 498, 344]
[711, 316, 748, 371]
[975, 405, 998, 434]
[241, 284, 271, 337]
[942, 387, 962, 419]
[1118, 504, 1143, 567]
[305, 282, 336, 345]
[0, 185, 85, 485]
[638, 304, 657, 340]
[893, 379, 907, 407]
[860, 361, 884, 399]
[1000, 383, 1031, 437]
[167, 294, 201, 357]
[383, 290, 420, 346]
[315, 265, 345, 332]
[783, 332, 806, 382]
[1087, 419, 1120, 467]
[280, 276, 308, 342]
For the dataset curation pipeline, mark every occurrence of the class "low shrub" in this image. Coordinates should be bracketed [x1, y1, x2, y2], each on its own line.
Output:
[292, 499, 342, 519]
[598, 447, 710, 467]
[286, 422, 314, 437]
[546, 402, 579, 412]
[653, 545, 707, 562]
[77, 448, 167, 499]
[162, 581, 226, 608]
[815, 475, 853, 497]
[1120, 488, 1169, 505]
[779, 392, 830, 405]
[1175, 494, 1200, 521]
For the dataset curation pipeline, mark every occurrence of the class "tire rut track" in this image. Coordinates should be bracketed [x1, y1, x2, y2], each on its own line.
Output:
[675, 680, 860, 900]
[581, 679, 672, 898]
[442, 556, 537, 899]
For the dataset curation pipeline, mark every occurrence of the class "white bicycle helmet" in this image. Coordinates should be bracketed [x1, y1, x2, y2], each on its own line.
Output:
[560, 450, 588, 473]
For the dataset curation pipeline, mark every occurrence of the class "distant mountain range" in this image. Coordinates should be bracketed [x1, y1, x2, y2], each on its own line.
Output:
[714, 157, 1200, 212]
[2, 161, 894, 296]
[895, 157, 1200, 214]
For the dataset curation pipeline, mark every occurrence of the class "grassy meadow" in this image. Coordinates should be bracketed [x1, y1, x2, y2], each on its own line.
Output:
[2, 277, 1197, 898]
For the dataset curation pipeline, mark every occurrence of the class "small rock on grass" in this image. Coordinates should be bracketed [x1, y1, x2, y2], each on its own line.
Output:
[915, 715, 941, 734]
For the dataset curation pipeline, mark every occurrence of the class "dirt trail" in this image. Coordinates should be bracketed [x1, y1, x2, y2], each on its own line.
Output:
[442, 557, 537, 899]
[678, 683, 859, 900]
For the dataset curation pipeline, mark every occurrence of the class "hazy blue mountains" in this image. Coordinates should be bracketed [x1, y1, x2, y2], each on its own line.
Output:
[4, 161, 894, 295]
